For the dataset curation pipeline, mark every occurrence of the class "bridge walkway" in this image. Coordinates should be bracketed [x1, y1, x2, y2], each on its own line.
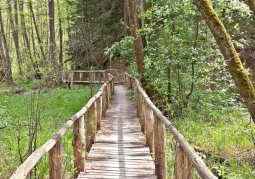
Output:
[77, 85, 156, 179]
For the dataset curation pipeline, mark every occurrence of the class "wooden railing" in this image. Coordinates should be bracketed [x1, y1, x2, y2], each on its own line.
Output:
[63, 69, 123, 89]
[9, 75, 114, 179]
[125, 73, 217, 179]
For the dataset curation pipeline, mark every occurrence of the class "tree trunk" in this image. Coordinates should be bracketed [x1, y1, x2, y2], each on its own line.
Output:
[29, 2, 46, 61]
[57, 0, 63, 65]
[127, 0, 144, 74]
[0, 7, 12, 82]
[7, 0, 23, 75]
[193, 0, 255, 123]
[48, 0, 58, 68]
[19, 0, 41, 78]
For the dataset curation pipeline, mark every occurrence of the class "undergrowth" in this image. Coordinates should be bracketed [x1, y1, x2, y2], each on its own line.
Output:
[166, 89, 255, 178]
[0, 84, 98, 178]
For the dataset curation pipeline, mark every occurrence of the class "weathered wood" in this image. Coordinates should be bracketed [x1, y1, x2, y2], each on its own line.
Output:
[49, 141, 65, 179]
[125, 73, 217, 179]
[111, 79, 114, 96]
[107, 83, 111, 107]
[105, 84, 109, 109]
[102, 89, 107, 117]
[77, 85, 156, 179]
[73, 115, 86, 179]
[174, 146, 194, 179]
[69, 71, 74, 89]
[86, 102, 97, 152]
[145, 103, 154, 153]
[96, 96, 102, 130]
[154, 117, 167, 179]
[79, 72, 83, 81]
[140, 97, 145, 133]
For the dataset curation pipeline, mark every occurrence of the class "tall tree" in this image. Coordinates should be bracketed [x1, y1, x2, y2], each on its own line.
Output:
[19, 0, 40, 78]
[57, 0, 63, 65]
[0, 7, 12, 82]
[28, 1, 46, 62]
[193, 0, 255, 122]
[7, 0, 23, 75]
[127, 0, 144, 74]
[49, 0, 57, 67]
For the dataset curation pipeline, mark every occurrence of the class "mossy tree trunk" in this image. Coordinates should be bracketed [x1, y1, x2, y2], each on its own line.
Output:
[194, 0, 255, 122]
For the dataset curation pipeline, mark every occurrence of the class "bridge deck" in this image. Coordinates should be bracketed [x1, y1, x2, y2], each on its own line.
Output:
[78, 85, 156, 179]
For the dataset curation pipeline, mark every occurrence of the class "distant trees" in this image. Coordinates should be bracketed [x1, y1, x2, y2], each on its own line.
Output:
[0, 0, 70, 84]
[66, 0, 124, 69]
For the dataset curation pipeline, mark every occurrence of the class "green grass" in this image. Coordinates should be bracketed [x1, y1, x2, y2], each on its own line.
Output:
[0, 84, 98, 178]
[166, 90, 255, 178]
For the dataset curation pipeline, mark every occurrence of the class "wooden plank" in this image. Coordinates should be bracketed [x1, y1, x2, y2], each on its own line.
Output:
[125, 74, 217, 179]
[77, 85, 156, 179]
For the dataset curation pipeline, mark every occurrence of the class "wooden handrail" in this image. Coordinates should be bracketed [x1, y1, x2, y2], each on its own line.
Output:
[125, 73, 217, 179]
[9, 75, 114, 179]
[63, 70, 118, 89]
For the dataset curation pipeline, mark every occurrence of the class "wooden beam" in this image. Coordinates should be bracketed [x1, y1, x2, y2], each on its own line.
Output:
[73, 115, 85, 179]
[49, 142, 65, 179]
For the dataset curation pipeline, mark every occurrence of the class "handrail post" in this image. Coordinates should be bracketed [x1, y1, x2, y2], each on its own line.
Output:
[86, 102, 97, 152]
[107, 83, 111, 107]
[68, 71, 74, 89]
[154, 117, 167, 179]
[49, 141, 65, 179]
[96, 96, 102, 130]
[140, 97, 145, 133]
[73, 115, 85, 179]
[145, 103, 154, 153]
[174, 145, 194, 179]
[111, 78, 114, 95]
[102, 89, 107, 117]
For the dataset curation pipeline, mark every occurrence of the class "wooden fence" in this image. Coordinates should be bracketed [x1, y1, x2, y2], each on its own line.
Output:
[64, 69, 124, 89]
[125, 73, 217, 179]
[9, 75, 114, 179]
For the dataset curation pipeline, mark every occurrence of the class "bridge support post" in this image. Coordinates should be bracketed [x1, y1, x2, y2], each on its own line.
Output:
[96, 96, 102, 130]
[174, 145, 194, 179]
[145, 103, 154, 153]
[73, 115, 86, 179]
[140, 97, 145, 133]
[86, 102, 97, 152]
[68, 72, 74, 89]
[49, 141, 65, 179]
[154, 117, 167, 179]
[102, 89, 107, 117]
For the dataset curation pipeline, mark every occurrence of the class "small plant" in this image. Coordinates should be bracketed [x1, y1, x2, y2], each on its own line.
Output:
[126, 90, 135, 101]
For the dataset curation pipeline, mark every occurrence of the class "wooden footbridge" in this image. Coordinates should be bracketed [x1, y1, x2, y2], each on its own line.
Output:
[9, 70, 217, 179]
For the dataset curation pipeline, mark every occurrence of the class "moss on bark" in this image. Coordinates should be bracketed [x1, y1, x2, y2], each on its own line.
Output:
[194, 0, 255, 122]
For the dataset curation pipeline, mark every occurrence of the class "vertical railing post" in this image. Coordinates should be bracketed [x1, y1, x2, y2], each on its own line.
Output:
[107, 83, 111, 107]
[137, 91, 142, 119]
[68, 71, 74, 89]
[96, 96, 102, 130]
[134, 82, 138, 109]
[102, 88, 107, 117]
[105, 84, 109, 109]
[145, 103, 154, 153]
[174, 146, 194, 179]
[73, 115, 85, 179]
[86, 102, 97, 152]
[140, 97, 145, 133]
[154, 117, 167, 179]
[79, 72, 83, 81]
[111, 78, 114, 95]
[49, 141, 65, 179]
